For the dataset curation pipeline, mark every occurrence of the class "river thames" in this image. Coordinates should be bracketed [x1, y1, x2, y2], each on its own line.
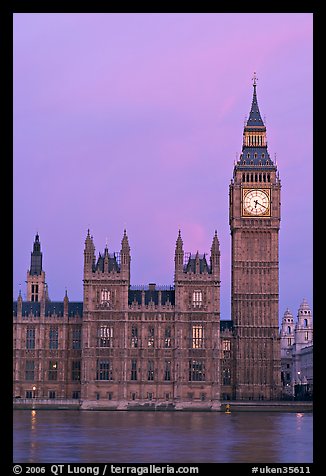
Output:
[13, 410, 312, 463]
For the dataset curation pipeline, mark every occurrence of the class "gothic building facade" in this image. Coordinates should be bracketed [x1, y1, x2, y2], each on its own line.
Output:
[13, 81, 308, 408]
[280, 300, 313, 399]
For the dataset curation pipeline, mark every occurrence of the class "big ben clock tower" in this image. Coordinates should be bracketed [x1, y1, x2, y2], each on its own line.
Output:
[229, 74, 281, 400]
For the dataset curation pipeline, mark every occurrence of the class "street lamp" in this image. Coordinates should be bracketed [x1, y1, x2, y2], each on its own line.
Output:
[32, 385, 36, 398]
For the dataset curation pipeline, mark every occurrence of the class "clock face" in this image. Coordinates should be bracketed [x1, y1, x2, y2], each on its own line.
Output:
[242, 189, 270, 216]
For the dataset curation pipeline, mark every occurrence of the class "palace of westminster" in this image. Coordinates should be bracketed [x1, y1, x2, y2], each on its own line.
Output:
[13, 80, 313, 409]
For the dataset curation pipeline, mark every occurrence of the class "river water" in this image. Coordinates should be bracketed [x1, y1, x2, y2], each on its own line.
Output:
[13, 410, 312, 463]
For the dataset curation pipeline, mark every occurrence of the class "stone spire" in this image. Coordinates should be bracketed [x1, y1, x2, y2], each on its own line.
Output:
[246, 72, 264, 127]
[30, 233, 43, 276]
[239, 73, 273, 167]
[210, 230, 220, 276]
[84, 229, 95, 274]
[174, 230, 184, 276]
[120, 229, 131, 281]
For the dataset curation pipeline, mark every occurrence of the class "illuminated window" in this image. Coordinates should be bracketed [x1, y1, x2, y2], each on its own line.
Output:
[100, 289, 111, 303]
[164, 327, 172, 348]
[192, 325, 203, 348]
[192, 290, 202, 308]
[223, 340, 231, 351]
[97, 325, 113, 348]
[223, 339, 231, 357]
[48, 361, 58, 381]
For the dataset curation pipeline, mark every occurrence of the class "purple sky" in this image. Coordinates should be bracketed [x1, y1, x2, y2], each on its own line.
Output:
[13, 13, 313, 322]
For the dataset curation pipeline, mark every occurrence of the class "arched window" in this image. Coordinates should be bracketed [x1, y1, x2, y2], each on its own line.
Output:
[304, 318, 308, 328]
[287, 326, 291, 334]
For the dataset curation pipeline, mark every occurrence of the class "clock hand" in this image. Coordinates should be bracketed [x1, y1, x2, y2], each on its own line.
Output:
[255, 201, 268, 209]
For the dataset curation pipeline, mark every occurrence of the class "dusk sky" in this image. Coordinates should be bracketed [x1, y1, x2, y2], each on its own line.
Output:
[13, 13, 313, 322]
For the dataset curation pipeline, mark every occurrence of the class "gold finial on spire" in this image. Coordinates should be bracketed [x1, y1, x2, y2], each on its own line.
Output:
[252, 71, 258, 86]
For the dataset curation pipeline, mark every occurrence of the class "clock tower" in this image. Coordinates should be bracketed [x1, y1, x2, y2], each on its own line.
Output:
[229, 75, 281, 400]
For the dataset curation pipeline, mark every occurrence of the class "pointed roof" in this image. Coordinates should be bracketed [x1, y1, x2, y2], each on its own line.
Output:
[175, 229, 183, 250]
[246, 73, 264, 127]
[211, 230, 220, 252]
[121, 229, 130, 250]
[30, 233, 43, 275]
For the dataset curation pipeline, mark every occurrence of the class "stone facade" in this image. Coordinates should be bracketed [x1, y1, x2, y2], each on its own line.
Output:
[14, 81, 309, 408]
[13, 231, 227, 409]
[229, 77, 282, 400]
[280, 300, 313, 398]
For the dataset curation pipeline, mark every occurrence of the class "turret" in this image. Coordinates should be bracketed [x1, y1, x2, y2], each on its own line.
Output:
[210, 230, 220, 278]
[83, 229, 95, 275]
[294, 298, 313, 350]
[26, 233, 47, 302]
[120, 229, 131, 282]
[280, 308, 295, 358]
[174, 230, 184, 279]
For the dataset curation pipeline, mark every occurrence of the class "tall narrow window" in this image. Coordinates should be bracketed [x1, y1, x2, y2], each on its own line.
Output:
[25, 360, 35, 380]
[26, 326, 35, 349]
[97, 325, 113, 348]
[131, 326, 138, 348]
[164, 327, 171, 348]
[72, 327, 82, 349]
[131, 359, 137, 381]
[31, 284, 39, 302]
[100, 289, 111, 303]
[189, 360, 205, 381]
[148, 327, 154, 347]
[96, 360, 112, 380]
[223, 368, 231, 385]
[48, 361, 58, 381]
[192, 290, 202, 308]
[49, 326, 59, 349]
[223, 339, 231, 357]
[72, 360, 81, 381]
[164, 360, 171, 381]
[147, 360, 154, 381]
[192, 325, 203, 348]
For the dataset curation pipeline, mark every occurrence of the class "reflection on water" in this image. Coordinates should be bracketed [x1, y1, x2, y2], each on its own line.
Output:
[13, 410, 312, 463]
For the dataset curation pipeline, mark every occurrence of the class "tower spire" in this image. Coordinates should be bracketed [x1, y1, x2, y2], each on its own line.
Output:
[246, 72, 264, 127]
[238, 74, 274, 167]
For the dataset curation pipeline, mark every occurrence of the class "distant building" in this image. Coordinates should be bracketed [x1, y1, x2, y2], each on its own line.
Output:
[280, 300, 313, 399]
[13, 80, 311, 408]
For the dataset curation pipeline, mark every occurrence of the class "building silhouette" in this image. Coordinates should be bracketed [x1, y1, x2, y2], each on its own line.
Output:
[13, 80, 311, 408]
